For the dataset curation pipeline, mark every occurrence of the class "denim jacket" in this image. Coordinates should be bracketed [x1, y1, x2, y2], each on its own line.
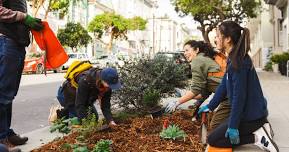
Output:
[207, 55, 268, 129]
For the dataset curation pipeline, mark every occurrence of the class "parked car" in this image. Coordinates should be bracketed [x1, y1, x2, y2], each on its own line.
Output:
[155, 51, 192, 78]
[62, 53, 90, 70]
[23, 56, 59, 74]
[92, 55, 125, 68]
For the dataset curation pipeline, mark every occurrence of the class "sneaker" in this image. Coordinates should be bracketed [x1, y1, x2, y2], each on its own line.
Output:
[263, 123, 274, 139]
[9, 147, 21, 152]
[7, 135, 28, 146]
[254, 126, 279, 152]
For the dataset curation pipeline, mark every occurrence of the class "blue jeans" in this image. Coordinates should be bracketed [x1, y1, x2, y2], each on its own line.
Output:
[0, 144, 8, 152]
[0, 36, 26, 139]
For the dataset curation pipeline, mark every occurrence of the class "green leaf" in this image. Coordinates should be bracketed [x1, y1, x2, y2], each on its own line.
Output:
[160, 124, 187, 140]
[73, 146, 89, 152]
[92, 139, 112, 152]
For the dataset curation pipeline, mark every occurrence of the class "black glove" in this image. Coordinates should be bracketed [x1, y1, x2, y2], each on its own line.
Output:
[191, 100, 203, 121]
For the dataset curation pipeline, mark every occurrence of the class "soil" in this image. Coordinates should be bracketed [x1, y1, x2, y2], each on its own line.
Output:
[32, 110, 205, 152]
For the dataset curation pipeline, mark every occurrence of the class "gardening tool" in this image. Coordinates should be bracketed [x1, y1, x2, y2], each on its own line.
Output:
[150, 107, 166, 119]
[163, 118, 169, 129]
[201, 112, 208, 144]
[97, 124, 111, 132]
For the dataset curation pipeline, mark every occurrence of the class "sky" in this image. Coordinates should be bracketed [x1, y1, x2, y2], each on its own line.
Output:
[156, 0, 200, 30]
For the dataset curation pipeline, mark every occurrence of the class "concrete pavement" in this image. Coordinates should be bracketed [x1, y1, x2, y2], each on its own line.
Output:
[16, 71, 289, 151]
[20, 72, 65, 86]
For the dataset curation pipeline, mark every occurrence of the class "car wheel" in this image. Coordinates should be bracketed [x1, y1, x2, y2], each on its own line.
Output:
[36, 64, 44, 74]
[53, 68, 61, 73]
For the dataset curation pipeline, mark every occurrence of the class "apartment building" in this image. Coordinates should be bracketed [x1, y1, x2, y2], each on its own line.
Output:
[248, 0, 288, 68]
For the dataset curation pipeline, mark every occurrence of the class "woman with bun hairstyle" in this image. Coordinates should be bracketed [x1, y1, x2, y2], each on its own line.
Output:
[166, 40, 230, 130]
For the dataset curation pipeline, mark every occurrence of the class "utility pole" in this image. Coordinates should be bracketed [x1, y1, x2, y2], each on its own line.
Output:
[152, 0, 157, 56]
[153, 14, 155, 56]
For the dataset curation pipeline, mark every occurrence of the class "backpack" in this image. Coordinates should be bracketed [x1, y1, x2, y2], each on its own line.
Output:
[64, 60, 93, 88]
[208, 52, 227, 77]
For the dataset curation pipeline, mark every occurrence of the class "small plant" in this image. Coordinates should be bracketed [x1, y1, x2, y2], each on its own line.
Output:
[49, 117, 70, 134]
[92, 139, 113, 152]
[77, 108, 103, 142]
[143, 88, 161, 108]
[60, 143, 72, 151]
[50, 117, 80, 134]
[72, 144, 89, 152]
[264, 61, 273, 71]
[160, 124, 187, 140]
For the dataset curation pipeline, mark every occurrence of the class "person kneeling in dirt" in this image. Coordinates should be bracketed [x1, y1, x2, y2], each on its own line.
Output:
[57, 67, 122, 126]
[165, 40, 230, 130]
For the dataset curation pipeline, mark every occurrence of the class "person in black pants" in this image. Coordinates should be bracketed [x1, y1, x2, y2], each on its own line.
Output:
[198, 21, 279, 152]
[57, 67, 121, 126]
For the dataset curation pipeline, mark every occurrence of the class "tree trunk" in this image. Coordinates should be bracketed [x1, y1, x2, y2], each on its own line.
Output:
[44, 0, 52, 19]
[107, 31, 114, 54]
[199, 26, 210, 44]
[33, 0, 45, 17]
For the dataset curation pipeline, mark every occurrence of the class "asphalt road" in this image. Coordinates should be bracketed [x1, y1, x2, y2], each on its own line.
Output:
[11, 81, 62, 134]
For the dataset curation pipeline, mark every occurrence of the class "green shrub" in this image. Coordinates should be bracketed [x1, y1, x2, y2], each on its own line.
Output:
[264, 61, 273, 71]
[92, 139, 112, 152]
[271, 52, 289, 64]
[115, 56, 187, 113]
[160, 124, 187, 140]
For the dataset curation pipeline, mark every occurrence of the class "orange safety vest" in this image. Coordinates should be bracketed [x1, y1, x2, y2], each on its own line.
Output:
[208, 52, 227, 77]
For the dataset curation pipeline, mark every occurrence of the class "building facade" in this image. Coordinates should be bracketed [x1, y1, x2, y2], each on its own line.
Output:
[249, 0, 288, 68]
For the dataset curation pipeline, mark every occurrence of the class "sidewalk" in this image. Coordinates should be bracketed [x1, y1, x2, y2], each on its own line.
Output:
[16, 71, 289, 152]
[20, 73, 65, 86]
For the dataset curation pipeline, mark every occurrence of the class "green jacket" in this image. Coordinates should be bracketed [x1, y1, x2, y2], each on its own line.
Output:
[189, 53, 222, 95]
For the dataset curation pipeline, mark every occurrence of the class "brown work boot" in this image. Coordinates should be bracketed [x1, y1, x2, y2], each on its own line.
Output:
[7, 135, 28, 146]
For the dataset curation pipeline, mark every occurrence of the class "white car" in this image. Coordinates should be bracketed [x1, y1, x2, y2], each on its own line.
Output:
[62, 53, 90, 70]
[93, 55, 125, 68]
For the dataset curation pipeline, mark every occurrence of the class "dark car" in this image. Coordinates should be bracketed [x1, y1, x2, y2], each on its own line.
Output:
[155, 51, 192, 78]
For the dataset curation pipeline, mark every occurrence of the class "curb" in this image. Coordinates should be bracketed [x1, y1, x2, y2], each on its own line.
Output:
[15, 126, 63, 152]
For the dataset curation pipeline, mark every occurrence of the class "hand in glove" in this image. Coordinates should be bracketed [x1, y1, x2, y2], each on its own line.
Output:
[191, 101, 202, 117]
[197, 105, 210, 115]
[24, 15, 44, 31]
[165, 100, 180, 113]
[225, 128, 240, 145]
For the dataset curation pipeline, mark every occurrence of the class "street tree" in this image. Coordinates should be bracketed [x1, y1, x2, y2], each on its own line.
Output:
[57, 22, 92, 52]
[28, 0, 75, 19]
[88, 13, 147, 53]
[172, 0, 261, 43]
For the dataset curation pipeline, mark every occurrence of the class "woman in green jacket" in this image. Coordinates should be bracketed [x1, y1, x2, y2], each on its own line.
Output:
[165, 40, 230, 129]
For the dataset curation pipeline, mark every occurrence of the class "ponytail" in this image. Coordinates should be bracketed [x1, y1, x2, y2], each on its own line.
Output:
[219, 21, 251, 70]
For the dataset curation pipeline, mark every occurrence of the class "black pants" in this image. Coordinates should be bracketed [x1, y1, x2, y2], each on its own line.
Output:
[208, 117, 268, 148]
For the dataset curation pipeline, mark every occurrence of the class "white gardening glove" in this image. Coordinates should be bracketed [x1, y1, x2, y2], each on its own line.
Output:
[165, 100, 180, 113]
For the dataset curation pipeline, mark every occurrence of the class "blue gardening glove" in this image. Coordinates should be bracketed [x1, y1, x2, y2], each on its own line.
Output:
[225, 128, 240, 145]
[197, 105, 210, 115]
